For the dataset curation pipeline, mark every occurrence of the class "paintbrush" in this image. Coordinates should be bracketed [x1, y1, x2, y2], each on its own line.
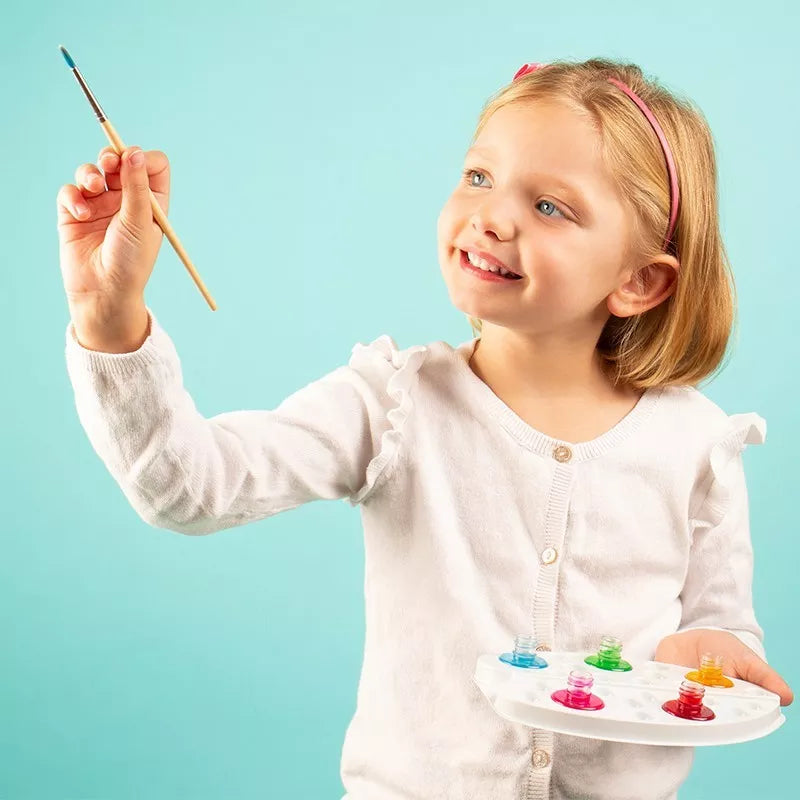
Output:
[59, 45, 217, 311]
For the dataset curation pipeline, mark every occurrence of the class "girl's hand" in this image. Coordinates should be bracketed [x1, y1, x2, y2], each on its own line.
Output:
[655, 628, 794, 706]
[56, 146, 170, 351]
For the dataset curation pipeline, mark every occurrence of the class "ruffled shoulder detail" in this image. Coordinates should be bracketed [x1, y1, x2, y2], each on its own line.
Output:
[693, 412, 767, 528]
[346, 335, 430, 505]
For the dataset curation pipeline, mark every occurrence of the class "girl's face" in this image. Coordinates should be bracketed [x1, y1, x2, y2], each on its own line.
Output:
[437, 99, 638, 338]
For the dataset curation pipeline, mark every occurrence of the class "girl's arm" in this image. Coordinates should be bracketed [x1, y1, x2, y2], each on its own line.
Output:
[677, 415, 766, 655]
[656, 415, 793, 705]
[65, 307, 424, 535]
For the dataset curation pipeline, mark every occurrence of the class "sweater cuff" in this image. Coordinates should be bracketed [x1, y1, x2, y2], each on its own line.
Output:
[64, 306, 169, 377]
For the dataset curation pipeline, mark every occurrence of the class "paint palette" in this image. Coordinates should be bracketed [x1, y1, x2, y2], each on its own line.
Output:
[473, 636, 785, 746]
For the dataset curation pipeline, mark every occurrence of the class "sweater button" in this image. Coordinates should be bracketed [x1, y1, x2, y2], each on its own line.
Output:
[541, 546, 558, 565]
[553, 445, 572, 463]
[532, 749, 551, 769]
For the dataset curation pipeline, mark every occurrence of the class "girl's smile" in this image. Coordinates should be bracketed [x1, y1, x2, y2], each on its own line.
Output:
[458, 249, 524, 283]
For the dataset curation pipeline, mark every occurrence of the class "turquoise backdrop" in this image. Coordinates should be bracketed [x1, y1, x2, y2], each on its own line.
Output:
[2, 0, 797, 797]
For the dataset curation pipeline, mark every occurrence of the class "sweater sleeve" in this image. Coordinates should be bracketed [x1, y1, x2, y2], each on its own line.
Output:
[64, 307, 428, 535]
[680, 413, 767, 659]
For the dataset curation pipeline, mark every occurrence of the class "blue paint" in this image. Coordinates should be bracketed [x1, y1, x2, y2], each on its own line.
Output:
[59, 45, 75, 69]
[499, 651, 548, 669]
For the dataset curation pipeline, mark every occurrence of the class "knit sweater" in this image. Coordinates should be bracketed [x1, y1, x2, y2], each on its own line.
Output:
[65, 308, 767, 800]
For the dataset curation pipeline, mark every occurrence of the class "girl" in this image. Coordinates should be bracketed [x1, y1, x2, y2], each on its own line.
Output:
[57, 58, 793, 800]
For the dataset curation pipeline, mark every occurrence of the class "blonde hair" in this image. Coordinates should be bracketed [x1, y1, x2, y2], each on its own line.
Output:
[467, 58, 737, 390]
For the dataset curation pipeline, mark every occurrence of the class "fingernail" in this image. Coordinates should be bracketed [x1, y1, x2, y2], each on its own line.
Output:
[75, 202, 89, 217]
[130, 149, 144, 167]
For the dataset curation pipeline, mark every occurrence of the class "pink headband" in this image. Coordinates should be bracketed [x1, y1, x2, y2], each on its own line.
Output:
[513, 62, 680, 252]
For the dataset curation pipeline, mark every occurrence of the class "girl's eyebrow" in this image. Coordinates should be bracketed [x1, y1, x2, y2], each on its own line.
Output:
[465, 145, 592, 216]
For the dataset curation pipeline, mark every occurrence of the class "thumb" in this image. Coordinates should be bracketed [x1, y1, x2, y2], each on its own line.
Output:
[733, 652, 794, 707]
[119, 147, 153, 234]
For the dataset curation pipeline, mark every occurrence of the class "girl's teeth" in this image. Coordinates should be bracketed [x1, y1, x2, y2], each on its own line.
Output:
[467, 251, 516, 278]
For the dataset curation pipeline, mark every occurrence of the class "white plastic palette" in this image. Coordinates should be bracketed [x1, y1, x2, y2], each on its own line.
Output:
[474, 651, 785, 746]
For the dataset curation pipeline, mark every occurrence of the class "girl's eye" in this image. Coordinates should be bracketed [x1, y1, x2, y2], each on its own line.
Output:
[462, 168, 488, 187]
[536, 199, 565, 219]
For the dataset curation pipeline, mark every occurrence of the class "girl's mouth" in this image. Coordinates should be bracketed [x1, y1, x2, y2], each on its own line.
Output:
[459, 250, 522, 282]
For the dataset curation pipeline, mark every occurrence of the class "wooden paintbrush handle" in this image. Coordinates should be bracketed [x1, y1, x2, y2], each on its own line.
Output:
[100, 119, 217, 311]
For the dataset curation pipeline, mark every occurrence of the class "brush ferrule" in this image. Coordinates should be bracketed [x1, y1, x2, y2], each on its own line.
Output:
[72, 68, 107, 122]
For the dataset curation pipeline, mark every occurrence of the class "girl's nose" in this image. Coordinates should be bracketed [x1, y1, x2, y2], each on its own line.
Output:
[470, 204, 514, 242]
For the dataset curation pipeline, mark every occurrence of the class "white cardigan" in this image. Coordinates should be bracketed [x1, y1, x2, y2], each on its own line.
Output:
[65, 308, 766, 800]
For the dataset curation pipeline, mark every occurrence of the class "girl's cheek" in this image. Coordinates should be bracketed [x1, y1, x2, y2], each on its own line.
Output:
[437, 197, 461, 237]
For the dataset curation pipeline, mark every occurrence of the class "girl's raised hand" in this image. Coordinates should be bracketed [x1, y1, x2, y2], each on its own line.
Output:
[56, 146, 170, 352]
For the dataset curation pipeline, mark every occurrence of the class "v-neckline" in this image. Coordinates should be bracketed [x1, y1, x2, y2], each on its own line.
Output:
[453, 338, 662, 462]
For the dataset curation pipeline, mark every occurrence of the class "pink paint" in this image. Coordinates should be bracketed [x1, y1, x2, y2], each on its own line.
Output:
[552, 669, 605, 711]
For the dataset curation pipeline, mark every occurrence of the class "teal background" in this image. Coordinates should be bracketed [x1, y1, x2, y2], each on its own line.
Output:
[2, 0, 797, 796]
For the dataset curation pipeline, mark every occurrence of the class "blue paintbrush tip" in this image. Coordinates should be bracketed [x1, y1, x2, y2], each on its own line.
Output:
[59, 43, 107, 122]
[59, 45, 75, 69]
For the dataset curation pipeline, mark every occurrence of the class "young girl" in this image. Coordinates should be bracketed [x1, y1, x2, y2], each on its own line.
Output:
[57, 57, 792, 799]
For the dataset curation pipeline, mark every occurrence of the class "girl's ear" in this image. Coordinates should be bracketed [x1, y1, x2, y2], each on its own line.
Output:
[606, 254, 680, 318]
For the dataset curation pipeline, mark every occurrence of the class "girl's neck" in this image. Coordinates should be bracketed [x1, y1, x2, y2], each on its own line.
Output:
[469, 326, 621, 401]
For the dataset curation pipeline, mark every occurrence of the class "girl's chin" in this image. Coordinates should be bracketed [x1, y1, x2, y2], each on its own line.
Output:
[448, 297, 524, 326]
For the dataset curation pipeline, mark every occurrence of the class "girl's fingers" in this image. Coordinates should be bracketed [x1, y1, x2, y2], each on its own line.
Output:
[57, 183, 94, 222]
[138, 149, 170, 196]
[733, 652, 794, 706]
[57, 147, 170, 226]
[95, 147, 169, 196]
[74, 163, 107, 196]
[96, 149, 122, 191]
[97, 146, 119, 166]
